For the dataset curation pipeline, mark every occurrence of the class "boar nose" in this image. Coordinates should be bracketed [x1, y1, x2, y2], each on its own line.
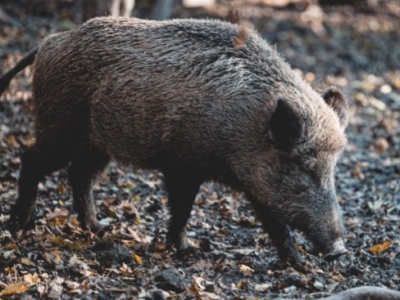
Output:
[323, 238, 348, 261]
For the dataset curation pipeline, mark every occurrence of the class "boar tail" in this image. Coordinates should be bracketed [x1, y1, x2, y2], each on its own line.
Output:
[0, 48, 37, 96]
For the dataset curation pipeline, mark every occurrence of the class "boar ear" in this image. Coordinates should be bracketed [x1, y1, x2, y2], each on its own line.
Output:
[322, 87, 348, 128]
[270, 98, 303, 151]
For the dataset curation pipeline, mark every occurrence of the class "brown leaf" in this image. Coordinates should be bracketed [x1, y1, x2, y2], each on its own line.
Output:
[55, 183, 66, 194]
[48, 236, 65, 247]
[374, 138, 389, 154]
[21, 257, 35, 267]
[46, 208, 69, 221]
[370, 240, 392, 254]
[236, 279, 249, 290]
[23, 273, 40, 286]
[6, 135, 18, 147]
[0, 282, 28, 296]
[352, 162, 368, 179]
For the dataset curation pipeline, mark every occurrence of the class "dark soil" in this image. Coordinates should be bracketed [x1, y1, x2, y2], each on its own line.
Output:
[0, 0, 399, 299]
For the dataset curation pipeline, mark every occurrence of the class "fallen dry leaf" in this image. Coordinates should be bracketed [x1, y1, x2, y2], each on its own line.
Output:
[374, 138, 389, 154]
[352, 162, 368, 179]
[46, 208, 69, 223]
[0, 282, 28, 296]
[134, 254, 142, 265]
[21, 257, 35, 267]
[254, 283, 272, 292]
[370, 240, 392, 254]
[239, 264, 254, 276]
[24, 273, 40, 286]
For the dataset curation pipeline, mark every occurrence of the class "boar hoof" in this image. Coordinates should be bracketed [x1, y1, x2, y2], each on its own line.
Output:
[279, 247, 305, 265]
[7, 209, 36, 234]
[83, 220, 108, 237]
[283, 252, 305, 265]
[166, 230, 189, 252]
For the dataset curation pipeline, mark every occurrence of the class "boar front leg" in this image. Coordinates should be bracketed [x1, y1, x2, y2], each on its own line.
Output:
[163, 172, 201, 250]
[251, 200, 305, 264]
[67, 146, 110, 234]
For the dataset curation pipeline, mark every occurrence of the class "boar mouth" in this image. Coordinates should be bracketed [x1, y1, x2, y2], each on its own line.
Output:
[323, 238, 349, 261]
[290, 218, 348, 260]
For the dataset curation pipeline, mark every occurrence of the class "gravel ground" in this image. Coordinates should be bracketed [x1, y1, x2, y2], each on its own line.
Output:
[0, 0, 399, 299]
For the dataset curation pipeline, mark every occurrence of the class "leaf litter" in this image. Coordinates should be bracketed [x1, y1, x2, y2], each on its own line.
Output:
[0, 0, 400, 299]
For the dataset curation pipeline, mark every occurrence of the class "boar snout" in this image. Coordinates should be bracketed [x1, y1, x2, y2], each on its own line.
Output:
[323, 238, 348, 260]
[311, 200, 348, 260]
[294, 193, 347, 261]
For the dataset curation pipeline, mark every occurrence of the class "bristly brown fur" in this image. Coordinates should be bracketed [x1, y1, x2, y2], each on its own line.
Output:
[2, 17, 349, 264]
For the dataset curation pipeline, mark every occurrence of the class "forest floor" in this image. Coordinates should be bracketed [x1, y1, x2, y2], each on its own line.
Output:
[0, 0, 399, 299]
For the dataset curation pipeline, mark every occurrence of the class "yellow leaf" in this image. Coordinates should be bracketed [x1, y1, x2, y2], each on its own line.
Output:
[0, 282, 28, 296]
[24, 273, 40, 285]
[370, 240, 392, 254]
[71, 216, 79, 225]
[134, 254, 142, 265]
[239, 264, 254, 276]
[4, 266, 16, 275]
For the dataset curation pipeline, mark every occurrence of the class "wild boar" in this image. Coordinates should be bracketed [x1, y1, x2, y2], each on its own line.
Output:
[0, 17, 349, 263]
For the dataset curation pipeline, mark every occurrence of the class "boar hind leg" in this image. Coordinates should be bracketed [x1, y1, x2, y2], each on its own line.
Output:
[8, 145, 70, 233]
[68, 146, 110, 234]
[251, 200, 304, 264]
[163, 172, 201, 250]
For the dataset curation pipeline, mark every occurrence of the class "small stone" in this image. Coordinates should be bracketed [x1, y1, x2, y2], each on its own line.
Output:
[314, 281, 324, 291]
[284, 285, 297, 293]
[254, 283, 272, 292]
[155, 268, 187, 292]
[91, 241, 132, 267]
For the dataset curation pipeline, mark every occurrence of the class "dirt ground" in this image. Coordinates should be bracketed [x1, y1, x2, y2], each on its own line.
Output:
[0, 0, 399, 299]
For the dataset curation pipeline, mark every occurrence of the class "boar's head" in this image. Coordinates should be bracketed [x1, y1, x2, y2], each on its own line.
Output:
[251, 87, 349, 261]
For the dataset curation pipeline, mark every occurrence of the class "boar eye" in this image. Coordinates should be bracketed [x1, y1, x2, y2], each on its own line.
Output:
[304, 157, 317, 170]
[300, 149, 318, 169]
[304, 148, 317, 157]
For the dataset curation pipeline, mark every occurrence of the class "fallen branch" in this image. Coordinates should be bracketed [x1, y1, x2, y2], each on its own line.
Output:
[278, 286, 400, 300]
[323, 286, 400, 300]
